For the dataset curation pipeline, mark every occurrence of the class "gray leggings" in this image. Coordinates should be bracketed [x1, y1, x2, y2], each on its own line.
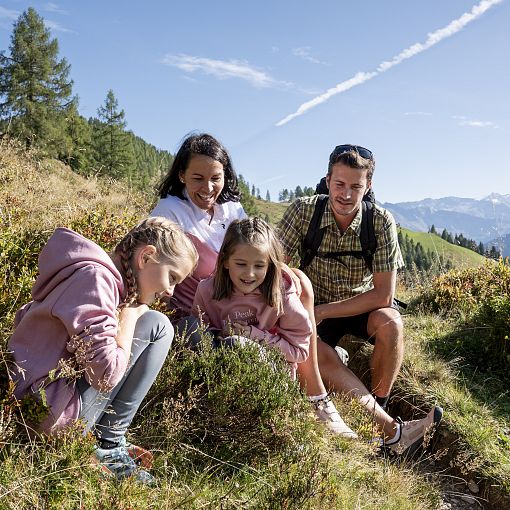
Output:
[77, 310, 173, 443]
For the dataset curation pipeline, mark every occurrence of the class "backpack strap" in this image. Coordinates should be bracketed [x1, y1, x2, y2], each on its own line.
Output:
[299, 195, 328, 271]
[359, 200, 377, 273]
[299, 195, 378, 273]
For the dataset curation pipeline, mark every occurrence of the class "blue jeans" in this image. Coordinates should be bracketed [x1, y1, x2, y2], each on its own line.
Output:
[77, 310, 173, 443]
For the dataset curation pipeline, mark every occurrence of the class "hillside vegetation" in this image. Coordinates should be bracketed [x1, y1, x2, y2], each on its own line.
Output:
[401, 227, 485, 269]
[1, 143, 509, 509]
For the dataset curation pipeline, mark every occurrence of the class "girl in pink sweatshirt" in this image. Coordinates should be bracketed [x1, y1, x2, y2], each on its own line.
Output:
[8, 217, 198, 483]
[192, 217, 311, 379]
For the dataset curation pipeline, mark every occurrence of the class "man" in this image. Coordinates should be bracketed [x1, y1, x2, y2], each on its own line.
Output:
[278, 144, 442, 454]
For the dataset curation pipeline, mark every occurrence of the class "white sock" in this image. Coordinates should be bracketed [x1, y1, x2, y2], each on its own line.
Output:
[308, 393, 328, 402]
[385, 423, 402, 445]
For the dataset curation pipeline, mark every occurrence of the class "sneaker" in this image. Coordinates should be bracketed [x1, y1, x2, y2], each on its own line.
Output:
[312, 396, 358, 439]
[334, 346, 349, 365]
[93, 438, 155, 484]
[386, 406, 443, 457]
[125, 441, 154, 470]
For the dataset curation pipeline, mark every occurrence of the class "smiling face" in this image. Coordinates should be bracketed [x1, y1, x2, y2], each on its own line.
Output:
[179, 154, 225, 213]
[326, 163, 371, 230]
[135, 245, 194, 305]
[223, 243, 270, 294]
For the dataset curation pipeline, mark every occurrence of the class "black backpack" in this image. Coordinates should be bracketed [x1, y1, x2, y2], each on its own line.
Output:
[299, 176, 377, 272]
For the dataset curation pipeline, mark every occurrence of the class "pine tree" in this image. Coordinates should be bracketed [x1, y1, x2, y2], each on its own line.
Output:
[91, 89, 134, 179]
[59, 102, 92, 172]
[0, 7, 75, 151]
[265, 190, 271, 202]
[238, 174, 258, 216]
[251, 184, 256, 196]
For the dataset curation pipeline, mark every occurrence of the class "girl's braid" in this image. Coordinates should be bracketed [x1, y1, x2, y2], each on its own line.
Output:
[116, 231, 139, 308]
[114, 217, 198, 308]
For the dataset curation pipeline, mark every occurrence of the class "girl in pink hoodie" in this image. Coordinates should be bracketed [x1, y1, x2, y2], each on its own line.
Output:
[192, 218, 312, 380]
[8, 217, 198, 483]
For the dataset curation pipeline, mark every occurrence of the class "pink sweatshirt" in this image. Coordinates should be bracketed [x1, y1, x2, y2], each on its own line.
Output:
[192, 270, 311, 379]
[8, 228, 129, 434]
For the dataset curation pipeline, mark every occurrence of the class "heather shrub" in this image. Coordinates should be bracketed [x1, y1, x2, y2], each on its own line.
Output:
[416, 260, 510, 370]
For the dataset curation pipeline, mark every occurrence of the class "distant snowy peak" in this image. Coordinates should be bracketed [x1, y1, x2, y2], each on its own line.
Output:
[382, 194, 510, 243]
[482, 193, 510, 206]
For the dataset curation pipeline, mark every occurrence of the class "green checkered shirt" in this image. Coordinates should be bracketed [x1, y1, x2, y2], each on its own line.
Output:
[277, 196, 404, 305]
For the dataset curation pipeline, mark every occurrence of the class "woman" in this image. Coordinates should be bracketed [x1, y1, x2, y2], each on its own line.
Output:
[151, 133, 353, 437]
[151, 133, 246, 318]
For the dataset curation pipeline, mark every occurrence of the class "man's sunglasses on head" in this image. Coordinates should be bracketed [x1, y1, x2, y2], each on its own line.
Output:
[330, 144, 373, 161]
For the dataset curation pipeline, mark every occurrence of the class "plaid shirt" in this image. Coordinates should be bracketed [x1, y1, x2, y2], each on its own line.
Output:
[277, 196, 404, 305]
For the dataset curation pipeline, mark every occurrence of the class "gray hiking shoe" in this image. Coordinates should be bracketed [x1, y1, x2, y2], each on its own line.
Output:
[334, 346, 349, 365]
[94, 437, 155, 484]
[312, 396, 358, 439]
[386, 406, 443, 457]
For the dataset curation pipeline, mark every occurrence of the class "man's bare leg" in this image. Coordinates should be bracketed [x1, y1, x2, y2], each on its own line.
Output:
[317, 337, 398, 438]
[367, 308, 404, 399]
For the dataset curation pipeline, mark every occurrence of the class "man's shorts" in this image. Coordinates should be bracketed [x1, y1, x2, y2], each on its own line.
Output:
[316, 301, 401, 348]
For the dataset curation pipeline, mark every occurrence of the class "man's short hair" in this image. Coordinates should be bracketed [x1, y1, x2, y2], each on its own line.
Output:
[328, 145, 375, 180]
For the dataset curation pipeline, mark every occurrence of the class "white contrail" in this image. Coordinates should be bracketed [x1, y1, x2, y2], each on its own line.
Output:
[276, 0, 503, 127]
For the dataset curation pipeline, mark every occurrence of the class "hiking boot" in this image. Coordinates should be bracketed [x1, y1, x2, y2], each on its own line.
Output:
[312, 396, 358, 439]
[93, 438, 155, 484]
[386, 406, 443, 457]
[334, 346, 349, 365]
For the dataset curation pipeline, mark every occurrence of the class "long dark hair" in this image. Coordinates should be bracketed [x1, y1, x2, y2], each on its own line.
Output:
[213, 218, 284, 315]
[157, 133, 241, 203]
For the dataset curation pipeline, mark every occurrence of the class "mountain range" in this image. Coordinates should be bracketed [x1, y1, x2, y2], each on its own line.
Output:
[381, 193, 510, 256]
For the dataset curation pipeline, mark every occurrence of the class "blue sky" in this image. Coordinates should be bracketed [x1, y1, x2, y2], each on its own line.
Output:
[1, 1, 509, 203]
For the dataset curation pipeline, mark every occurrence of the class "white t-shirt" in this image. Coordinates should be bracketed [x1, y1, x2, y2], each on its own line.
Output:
[150, 191, 247, 253]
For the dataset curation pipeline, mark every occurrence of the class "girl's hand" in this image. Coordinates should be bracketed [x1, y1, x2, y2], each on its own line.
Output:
[222, 321, 250, 337]
[232, 322, 251, 337]
[116, 304, 148, 351]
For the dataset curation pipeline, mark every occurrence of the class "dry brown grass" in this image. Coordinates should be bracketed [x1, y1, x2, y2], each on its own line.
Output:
[0, 139, 151, 231]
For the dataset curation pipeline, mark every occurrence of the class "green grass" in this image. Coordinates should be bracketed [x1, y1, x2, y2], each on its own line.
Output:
[254, 198, 288, 225]
[396, 313, 510, 507]
[400, 227, 485, 269]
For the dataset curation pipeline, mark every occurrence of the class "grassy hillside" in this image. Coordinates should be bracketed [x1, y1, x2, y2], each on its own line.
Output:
[401, 227, 485, 269]
[254, 197, 288, 225]
[1, 142, 509, 509]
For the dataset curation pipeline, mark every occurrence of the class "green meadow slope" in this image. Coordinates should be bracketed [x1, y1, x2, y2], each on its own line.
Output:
[1, 144, 508, 509]
[400, 227, 485, 269]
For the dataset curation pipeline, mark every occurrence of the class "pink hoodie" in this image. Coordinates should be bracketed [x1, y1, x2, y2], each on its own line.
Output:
[192, 270, 311, 379]
[8, 228, 129, 434]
